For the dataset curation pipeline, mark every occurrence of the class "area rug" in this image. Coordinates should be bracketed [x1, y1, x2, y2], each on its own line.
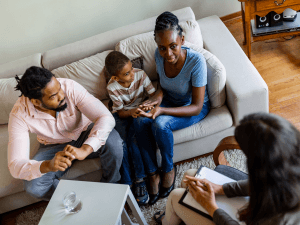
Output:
[15, 149, 247, 225]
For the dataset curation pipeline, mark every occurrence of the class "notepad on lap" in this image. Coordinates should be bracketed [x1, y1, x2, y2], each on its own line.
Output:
[178, 166, 249, 224]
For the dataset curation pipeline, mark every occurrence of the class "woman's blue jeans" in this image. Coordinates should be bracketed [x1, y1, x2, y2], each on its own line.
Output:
[113, 113, 146, 185]
[133, 100, 211, 174]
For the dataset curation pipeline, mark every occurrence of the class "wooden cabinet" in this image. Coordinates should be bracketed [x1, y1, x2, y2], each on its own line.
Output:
[255, 0, 299, 11]
[239, 0, 300, 60]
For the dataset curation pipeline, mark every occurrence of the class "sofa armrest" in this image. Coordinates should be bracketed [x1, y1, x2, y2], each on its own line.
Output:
[197, 16, 268, 125]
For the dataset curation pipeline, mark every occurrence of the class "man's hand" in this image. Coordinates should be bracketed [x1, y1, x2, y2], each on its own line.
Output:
[184, 176, 225, 195]
[40, 151, 75, 173]
[64, 144, 93, 161]
[187, 179, 219, 217]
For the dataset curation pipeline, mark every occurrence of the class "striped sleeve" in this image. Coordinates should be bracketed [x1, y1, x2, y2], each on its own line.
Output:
[107, 84, 124, 111]
[142, 72, 155, 95]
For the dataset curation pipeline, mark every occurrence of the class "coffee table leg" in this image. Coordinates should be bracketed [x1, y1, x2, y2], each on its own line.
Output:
[121, 209, 138, 225]
[126, 190, 148, 225]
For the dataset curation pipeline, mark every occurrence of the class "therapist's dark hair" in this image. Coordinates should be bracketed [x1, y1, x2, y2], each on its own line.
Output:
[235, 112, 300, 224]
[15, 66, 54, 100]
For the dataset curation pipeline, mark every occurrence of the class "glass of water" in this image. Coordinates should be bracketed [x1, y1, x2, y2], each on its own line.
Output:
[63, 191, 82, 213]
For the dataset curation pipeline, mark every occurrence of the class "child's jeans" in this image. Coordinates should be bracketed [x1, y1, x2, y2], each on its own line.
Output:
[113, 113, 146, 185]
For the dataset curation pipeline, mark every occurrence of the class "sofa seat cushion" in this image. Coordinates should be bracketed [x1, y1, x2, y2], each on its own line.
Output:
[0, 125, 40, 198]
[61, 158, 101, 180]
[173, 105, 233, 145]
[116, 20, 203, 80]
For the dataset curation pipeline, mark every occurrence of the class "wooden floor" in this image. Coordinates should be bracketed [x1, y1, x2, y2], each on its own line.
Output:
[225, 17, 300, 130]
[1, 16, 300, 225]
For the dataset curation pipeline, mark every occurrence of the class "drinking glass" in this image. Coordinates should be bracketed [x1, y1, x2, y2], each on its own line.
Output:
[62, 191, 82, 213]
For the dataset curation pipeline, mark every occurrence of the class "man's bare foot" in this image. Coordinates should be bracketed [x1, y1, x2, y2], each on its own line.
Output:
[162, 167, 175, 188]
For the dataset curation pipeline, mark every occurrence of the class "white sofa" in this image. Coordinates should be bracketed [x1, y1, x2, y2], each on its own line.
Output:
[0, 7, 268, 213]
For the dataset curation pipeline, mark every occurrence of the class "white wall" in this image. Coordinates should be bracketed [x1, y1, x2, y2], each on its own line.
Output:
[0, 0, 240, 65]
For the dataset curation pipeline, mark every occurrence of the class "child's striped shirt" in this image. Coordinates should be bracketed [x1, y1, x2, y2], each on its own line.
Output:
[107, 69, 155, 111]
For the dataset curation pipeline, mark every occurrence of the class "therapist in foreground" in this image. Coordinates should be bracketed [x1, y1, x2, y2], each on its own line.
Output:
[155, 113, 300, 225]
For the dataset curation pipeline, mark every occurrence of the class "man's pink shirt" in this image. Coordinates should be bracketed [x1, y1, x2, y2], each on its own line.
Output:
[8, 78, 115, 181]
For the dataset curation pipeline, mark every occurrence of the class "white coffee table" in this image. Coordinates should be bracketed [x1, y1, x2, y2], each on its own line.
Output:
[38, 180, 148, 225]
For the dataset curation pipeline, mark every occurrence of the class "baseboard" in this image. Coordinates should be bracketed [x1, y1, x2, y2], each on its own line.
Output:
[220, 11, 242, 22]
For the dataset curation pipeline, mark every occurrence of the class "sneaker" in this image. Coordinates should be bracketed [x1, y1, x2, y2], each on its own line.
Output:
[134, 180, 149, 206]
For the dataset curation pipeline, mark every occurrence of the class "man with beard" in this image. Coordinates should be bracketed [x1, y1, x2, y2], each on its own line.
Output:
[8, 66, 123, 200]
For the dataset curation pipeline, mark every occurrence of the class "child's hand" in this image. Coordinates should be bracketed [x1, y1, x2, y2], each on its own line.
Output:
[130, 108, 140, 118]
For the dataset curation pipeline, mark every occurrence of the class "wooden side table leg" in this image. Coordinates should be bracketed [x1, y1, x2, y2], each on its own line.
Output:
[126, 190, 148, 225]
[245, 21, 252, 60]
[244, 1, 252, 60]
[241, 2, 247, 45]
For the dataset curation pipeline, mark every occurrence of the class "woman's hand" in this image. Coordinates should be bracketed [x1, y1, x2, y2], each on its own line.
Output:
[138, 106, 164, 119]
[184, 176, 225, 195]
[187, 179, 219, 217]
[150, 106, 164, 119]
[139, 94, 163, 109]
[135, 108, 154, 118]
[140, 105, 154, 111]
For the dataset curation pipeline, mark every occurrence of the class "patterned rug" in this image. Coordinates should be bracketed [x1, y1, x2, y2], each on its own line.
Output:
[16, 149, 247, 225]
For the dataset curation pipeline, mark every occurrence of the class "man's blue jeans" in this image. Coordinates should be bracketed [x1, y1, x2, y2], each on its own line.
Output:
[133, 100, 211, 174]
[24, 127, 123, 201]
[113, 113, 146, 185]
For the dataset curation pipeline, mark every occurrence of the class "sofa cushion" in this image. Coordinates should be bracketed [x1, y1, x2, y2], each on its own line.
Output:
[173, 105, 233, 144]
[116, 20, 203, 80]
[61, 158, 101, 180]
[183, 42, 226, 108]
[51, 50, 113, 101]
[0, 76, 22, 124]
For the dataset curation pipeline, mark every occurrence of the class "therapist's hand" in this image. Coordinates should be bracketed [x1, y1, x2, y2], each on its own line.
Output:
[184, 176, 225, 195]
[187, 179, 219, 217]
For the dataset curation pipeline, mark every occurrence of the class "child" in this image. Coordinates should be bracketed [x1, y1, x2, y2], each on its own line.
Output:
[105, 51, 156, 205]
